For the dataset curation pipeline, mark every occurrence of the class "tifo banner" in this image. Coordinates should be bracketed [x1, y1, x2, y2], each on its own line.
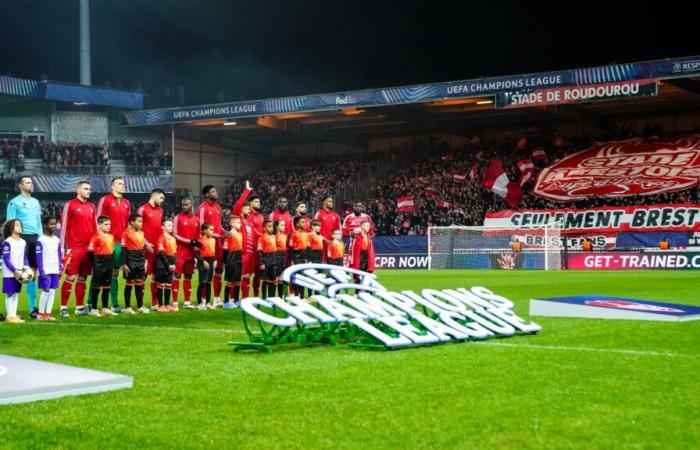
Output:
[568, 252, 700, 270]
[31, 175, 173, 193]
[484, 204, 700, 233]
[496, 79, 657, 109]
[533, 135, 700, 201]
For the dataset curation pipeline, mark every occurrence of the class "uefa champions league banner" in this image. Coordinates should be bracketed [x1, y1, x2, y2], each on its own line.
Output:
[230, 264, 541, 351]
[495, 79, 657, 109]
[121, 56, 700, 126]
[484, 204, 700, 233]
[533, 135, 700, 201]
[568, 252, 700, 270]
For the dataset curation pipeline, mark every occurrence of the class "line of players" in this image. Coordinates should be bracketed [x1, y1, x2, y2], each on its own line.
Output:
[2, 177, 376, 321]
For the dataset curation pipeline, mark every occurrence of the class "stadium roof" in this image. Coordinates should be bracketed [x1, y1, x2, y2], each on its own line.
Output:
[121, 56, 700, 145]
[0, 75, 144, 109]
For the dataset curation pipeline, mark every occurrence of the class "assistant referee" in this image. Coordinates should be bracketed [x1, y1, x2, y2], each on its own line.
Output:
[6, 176, 42, 318]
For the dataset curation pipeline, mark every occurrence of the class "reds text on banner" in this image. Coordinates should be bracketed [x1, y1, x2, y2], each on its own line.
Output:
[532, 135, 700, 201]
[484, 203, 700, 233]
[496, 79, 657, 109]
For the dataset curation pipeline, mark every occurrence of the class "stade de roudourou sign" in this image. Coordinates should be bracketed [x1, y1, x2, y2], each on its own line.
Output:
[231, 264, 540, 351]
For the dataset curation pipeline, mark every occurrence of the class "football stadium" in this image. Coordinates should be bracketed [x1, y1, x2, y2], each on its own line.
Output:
[1, 2, 699, 449]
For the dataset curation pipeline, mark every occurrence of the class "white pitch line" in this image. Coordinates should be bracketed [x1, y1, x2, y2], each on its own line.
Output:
[473, 341, 697, 358]
[25, 322, 246, 335]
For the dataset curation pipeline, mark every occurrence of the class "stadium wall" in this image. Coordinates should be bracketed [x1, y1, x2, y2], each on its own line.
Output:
[170, 137, 267, 199]
[0, 101, 52, 138]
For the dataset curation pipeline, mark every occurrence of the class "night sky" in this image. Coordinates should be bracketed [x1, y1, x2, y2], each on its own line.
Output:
[1, 0, 698, 104]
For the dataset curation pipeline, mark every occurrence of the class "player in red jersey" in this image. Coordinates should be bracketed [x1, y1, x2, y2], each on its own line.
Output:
[172, 197, 200, 308]
[314, 196, 341, 241]
[231, 181, 258, 298]
[196, 185, 229, 307]
[137, 188, 165, 308]
[95, 177, 131, 312]
[59, 180, 97, 316]
[267, 197, 293, 236]
[342, 201, 375, 238]
[293, 202, 311, 232]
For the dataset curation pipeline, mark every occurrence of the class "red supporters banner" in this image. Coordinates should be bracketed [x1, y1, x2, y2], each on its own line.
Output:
[483, 159, 522, 207]
[452, 173, 467, 183]
[396, 196, 415, 212]
[484, 203, 700, 233]
[437, 199, 452, 209]
[533, 135, 700, 202]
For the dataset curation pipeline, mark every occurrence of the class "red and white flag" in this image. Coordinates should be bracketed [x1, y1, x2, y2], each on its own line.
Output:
[517, 158, 535, 186]
[452, 173, 467, 183]
[437, 199, 452, 209]
[396, 196, 415, 212]
[482, 159, 522, 207]
[532, 147, 548, 162]
[424, 186, 437, 197]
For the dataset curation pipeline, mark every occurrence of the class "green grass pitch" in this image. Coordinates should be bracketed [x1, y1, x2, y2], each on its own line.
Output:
[0, 270, 698, 449]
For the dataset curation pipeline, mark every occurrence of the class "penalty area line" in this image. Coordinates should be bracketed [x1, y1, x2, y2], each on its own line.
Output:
[473, 341, 696, 358]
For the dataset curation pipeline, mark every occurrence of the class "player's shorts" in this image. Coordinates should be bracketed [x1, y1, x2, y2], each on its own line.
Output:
[154, 268, 173, 284]
[307, 250, 323, 264]
[274, 252, 287, 278]
[38, 274, 60, 290]
[175, 256, 195, 275]
[224, 251, 242, 283]
[197, 257, 216, 283]
[92, 265, 113, 287]
[65, 249, 93, 277]
[111, 244, 123, 269]
[3, 277, 22, 295]
[21, 234, 39, 269]
[260, 253, 277, 281]
[289, 250, 306, 265]
[124, 263, 146, 282]
[242, 252, 256, 276]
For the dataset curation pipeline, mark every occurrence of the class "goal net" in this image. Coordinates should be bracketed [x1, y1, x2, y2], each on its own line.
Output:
[428, 225, 562, 270]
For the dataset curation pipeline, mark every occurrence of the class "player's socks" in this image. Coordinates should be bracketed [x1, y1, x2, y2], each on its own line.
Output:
[75, 279, 87, 307]
[46, 289, 55, 315]
[252, 277, 261, 297]
[136, 284, 145, 309]
[124, 283, 133, 309]
[164, 287, 171, 306]
[277, 283, 285, 298]
[172, 277, 180, 304]
[183, 278, 192, 302]
[233, 282, 240, 302]
[39, 290, 48, 314]
[109, 277, 119, 308]
[101, 287, 110, 309]
[213, 271, 222, 299]
[241, 278, 250, 298]
[150, 281, 158, 307]
[60, 279, 73, 307]
[156, 286, 163, 307]
[91, 288, 101, 310]
[7, 293, 19, 317]
[27, 280, 37, 311]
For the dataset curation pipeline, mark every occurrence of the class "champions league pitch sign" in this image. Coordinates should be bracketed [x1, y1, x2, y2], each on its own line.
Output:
[230, 264, 541, 352]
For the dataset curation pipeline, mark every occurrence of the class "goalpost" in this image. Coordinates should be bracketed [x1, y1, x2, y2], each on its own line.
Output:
[427, 225, 563, 270]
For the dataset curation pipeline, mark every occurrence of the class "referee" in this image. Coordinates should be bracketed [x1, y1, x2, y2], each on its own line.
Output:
[6, 176, 42, 319]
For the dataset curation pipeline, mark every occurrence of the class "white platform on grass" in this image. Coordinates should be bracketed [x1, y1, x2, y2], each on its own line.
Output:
[0, 354, 132, 405]
[530, 296, 700, 322]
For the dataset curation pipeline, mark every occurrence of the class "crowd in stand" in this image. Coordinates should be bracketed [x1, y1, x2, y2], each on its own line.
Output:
[225, 125, 699, 236]
[0, 138, 170, 175]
